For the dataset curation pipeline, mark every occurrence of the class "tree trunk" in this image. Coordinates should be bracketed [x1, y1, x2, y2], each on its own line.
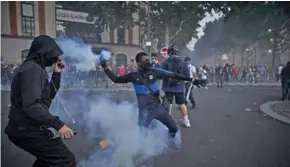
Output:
[271, 51, 276, 73]
[232, 50, 236, 64]
[271, 32, 278, 74]
[240, 50, 244, 67]
[254, 46, 257, 65]
[151, 38, 159, 53]
[165, 26, 170, 47]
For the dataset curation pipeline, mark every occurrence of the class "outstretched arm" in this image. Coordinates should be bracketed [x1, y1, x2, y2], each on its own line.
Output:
[103, 66, 132, 83]
[151, 67, 206, 87]
[151, 67, 192, 81]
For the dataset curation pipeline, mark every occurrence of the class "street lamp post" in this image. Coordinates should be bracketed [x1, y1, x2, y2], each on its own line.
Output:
[146, 41, 152, 56]
[146, 1, 151, 55]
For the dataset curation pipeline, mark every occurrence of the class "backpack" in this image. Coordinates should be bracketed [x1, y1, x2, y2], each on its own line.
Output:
[164, 56, 184, 86]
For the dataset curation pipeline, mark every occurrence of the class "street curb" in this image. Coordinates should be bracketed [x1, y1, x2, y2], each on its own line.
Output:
[259, 100, 290, 125]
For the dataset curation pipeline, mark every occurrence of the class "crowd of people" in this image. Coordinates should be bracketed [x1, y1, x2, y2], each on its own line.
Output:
[1, 62, 137, 89]
[192, 62, 289, 100]
[194, 64, 281, 85]
[1, 63, 19, 86]
[2, 62, 283, 88]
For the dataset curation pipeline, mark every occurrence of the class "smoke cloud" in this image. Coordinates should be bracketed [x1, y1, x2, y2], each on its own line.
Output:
[56, 36, 111, 71]
[52, 36, 181, 167]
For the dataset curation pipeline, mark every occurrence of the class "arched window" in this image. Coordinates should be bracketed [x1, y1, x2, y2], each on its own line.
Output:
[115, 54, 127, 67]
[117, 26, 125, 44]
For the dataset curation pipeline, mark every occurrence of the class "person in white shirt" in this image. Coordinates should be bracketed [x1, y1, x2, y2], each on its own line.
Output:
[184, 57, 197, 108]
[276, 64, 284, 82]
[201, 65, 208, 89]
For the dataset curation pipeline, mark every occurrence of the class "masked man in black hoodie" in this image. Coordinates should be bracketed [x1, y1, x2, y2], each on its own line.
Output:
[281, 61, 290, 101]
[4, 35, 76, 167]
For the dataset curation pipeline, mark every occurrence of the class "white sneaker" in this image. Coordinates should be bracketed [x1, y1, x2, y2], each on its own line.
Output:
[181, 118, 191, 128]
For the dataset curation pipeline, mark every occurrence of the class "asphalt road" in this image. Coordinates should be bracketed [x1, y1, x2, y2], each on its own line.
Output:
[1, 85, 290, 167]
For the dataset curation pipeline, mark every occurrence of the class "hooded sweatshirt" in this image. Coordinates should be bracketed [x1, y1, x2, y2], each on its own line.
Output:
[8, 35, 65, 130]
[281, 62, 290, 80]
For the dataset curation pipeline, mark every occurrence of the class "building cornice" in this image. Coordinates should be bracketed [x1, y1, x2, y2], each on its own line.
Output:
[1, 34, 146, 51]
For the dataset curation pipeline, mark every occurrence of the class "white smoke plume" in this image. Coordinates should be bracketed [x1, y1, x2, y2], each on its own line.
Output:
[56, 36, 111, 71]
[52, 36, 181, 167]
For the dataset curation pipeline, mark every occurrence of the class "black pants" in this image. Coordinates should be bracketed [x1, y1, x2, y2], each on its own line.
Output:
[138, 104, 178, 137]
[282, 79, 290, 100]
[5, 122, 76, 167]
[216, 75, 224, 87]
[233, 74, 238, 81]
[224, 74, 229, 83]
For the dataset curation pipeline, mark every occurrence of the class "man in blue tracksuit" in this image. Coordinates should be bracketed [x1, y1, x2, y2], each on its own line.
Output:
[100, 52, 204, 140]
[161, 45, 191, 128]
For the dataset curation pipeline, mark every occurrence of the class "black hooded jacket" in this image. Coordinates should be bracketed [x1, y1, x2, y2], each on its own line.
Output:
[8, 35, 65, 130]
[281, 62, 290, 80]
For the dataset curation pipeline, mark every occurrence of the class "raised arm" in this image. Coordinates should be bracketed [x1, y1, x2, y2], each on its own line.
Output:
[103, 67, 132, 83]
[49, 72, 61, 99]
[101, 60, 132, 83]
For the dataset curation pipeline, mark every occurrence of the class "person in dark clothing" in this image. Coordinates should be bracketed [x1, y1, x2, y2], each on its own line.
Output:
[215, 65, 224, 88]
[281, 62, 290, 101]
[4, 35, 76, 167]
[161, 45, 191, 128]
[240, 67, 247, 82]
[100, 52, 203, 140]
[223, 63, 230, 83]
[151, 53, 160, 68]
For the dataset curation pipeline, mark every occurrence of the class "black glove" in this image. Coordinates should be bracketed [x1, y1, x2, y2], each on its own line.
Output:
[192, 79, 206, 87]
[100, 59, 107, 68]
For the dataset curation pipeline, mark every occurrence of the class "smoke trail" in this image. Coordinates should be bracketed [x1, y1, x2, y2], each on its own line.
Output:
[52, 36, 181, 167]
[56, 36, 111, 71]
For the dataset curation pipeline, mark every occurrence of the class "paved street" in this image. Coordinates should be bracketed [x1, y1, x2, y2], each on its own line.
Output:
[2, 85, 290, 167]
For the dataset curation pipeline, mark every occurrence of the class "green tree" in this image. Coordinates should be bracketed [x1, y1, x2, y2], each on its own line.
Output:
[194, 1, 290, 68]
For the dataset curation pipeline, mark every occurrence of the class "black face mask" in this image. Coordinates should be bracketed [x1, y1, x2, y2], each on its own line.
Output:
[43, 55, 58, 67]
[140, 59, 153, 70]
[42, 51, 59, 67]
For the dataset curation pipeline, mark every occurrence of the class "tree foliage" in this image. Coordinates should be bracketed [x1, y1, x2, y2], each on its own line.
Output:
[56, 1, 223, 50]
[193, 1, 290, 68]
